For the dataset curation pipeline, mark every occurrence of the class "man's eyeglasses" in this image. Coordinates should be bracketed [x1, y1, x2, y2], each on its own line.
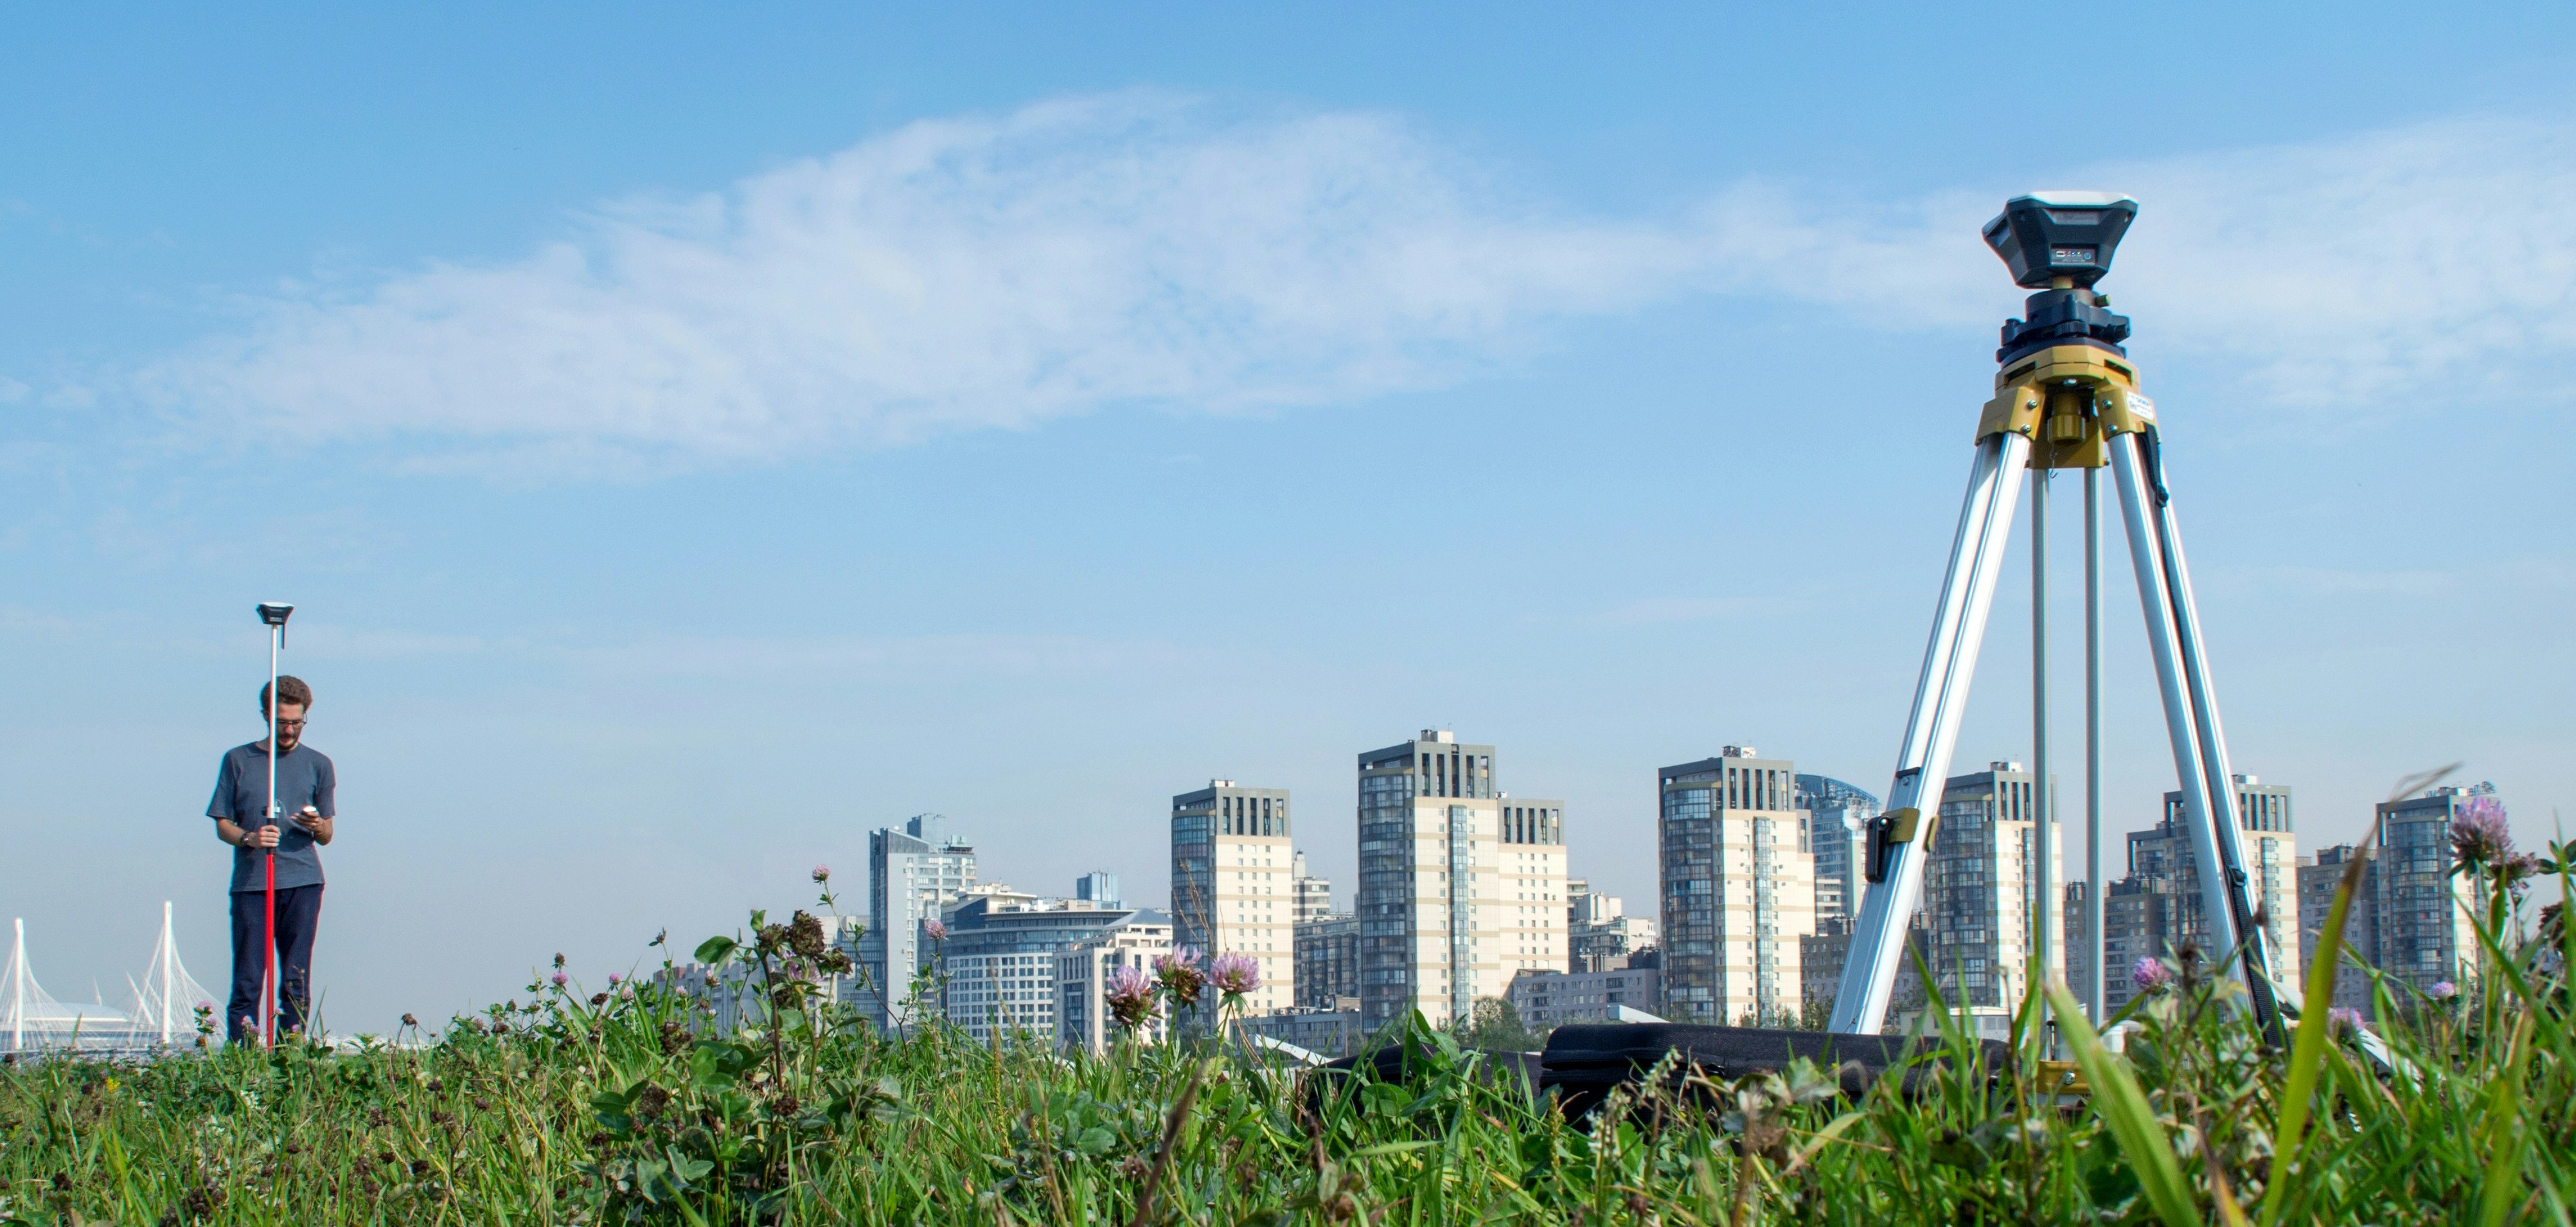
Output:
[275, 718, 308, 729]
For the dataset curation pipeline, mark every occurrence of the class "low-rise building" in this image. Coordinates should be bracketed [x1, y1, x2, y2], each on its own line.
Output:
[1292, 852, 1335, 924]
[1568, 881, 1658, 972]
[1056, 911, 1173, 1052]
[937, 884, 1152, 1046]
[1239, 1007, 1366, 1059]
[658, 960, 765, 1036]
[1507, 965, 1662, 1029]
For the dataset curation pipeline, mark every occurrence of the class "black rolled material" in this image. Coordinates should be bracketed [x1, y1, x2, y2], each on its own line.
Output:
[1538, 1024, 2009, 1120]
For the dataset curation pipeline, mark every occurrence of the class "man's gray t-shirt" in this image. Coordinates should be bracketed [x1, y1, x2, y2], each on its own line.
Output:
[206, 742, 335, 894]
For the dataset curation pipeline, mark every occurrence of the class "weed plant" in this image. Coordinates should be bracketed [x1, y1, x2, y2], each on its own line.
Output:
[2, 834, 2567, 1224]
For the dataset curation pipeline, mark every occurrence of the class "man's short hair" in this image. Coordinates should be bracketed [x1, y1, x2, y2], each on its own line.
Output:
[261, 676, 314, 713]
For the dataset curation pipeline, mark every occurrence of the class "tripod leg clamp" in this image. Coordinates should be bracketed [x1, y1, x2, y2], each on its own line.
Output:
[1863, 807, 1930, 883]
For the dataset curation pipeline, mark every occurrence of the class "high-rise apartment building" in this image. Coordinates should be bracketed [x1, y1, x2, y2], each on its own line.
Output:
[2298, 844, 2376, 1016]
[1918, 763, 2062, 1035]
[1355, 730, 1568, 1029]
[1292, 852, 1335, 924]
[1293, 912, 1360, 1009]
[1169, 780, 1295, 1017]
[2095, 776, 2302, 1012]
[2133, 778, 2302, 987]
[1794, 775, 1881, 929]
[858, 814, 977, 1030]
[1658, 747, 1817, 1026]
[2099, 875, 2181, 1014]
[2063, 881, 2094, 1010]
[1568, 881, 1658, 972]
[2372, 784, 2492, 996]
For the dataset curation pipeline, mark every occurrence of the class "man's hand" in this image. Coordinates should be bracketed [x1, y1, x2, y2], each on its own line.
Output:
[216, 818, 281, 849]
[290, 806, 335, 846]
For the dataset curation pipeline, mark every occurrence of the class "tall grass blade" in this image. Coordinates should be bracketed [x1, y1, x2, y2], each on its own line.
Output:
[2474, 1008, 2535, 1227]
[2259, 764, 2454, 1227]
[2259, 810, 2377, 1227]
[2043, 980, 2198, 1227]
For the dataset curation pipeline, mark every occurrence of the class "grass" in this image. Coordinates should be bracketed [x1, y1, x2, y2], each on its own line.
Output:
[1, 845, 2567, 1224]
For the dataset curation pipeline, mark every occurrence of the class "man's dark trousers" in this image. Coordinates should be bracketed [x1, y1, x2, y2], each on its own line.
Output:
[227, 883, 323, 1043]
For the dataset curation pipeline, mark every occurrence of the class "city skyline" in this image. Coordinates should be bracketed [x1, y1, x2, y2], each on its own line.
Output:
[4, 732, 2534, 1041]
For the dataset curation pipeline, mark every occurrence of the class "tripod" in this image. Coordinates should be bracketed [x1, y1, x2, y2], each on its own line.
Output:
[1827, 194, 2284, 1041]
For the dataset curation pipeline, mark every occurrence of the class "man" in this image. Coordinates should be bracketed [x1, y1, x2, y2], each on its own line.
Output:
[207, 675, 336, 1043]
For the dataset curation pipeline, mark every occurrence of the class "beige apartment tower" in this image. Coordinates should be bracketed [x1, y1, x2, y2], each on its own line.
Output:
[1355, 730, 1568, 1029]
[1168, 780, 1295, 1018]
[1657, 748, 1818, 1026]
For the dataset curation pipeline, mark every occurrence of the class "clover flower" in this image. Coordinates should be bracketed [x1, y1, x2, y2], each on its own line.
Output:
[2427, 980, 2458, 1001]
[2450, 796, 2514, 872]
[1209, 952, 1261, 998]
[812, 864, 831, 883]
[923, 918, 948, 940]
[2498, 852, 2541, 893]
[1104, 964, 1157, 1030]
[2130, 957, 2174, 994]
[607, 973, 624, 986]
[2327, 1005, 2365, 1035]
[1154, 947, 1207, 1008]
[551, 972, 569, 989]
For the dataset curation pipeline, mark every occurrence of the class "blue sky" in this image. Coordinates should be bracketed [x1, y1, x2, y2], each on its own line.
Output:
[4, 3, 2572, 1032]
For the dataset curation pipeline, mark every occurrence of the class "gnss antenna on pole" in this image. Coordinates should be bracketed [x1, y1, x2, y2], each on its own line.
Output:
[255, 601, 293, 1046]
[1826, 192, 2291, 1046]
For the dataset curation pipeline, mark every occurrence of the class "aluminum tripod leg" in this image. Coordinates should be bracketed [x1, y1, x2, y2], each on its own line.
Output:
[2030, 468, 2054, 1018]
[1828, 431, 2031, 1035]
[2083, 469, 2104, 1025]
[2108, 429, 2282, 1035]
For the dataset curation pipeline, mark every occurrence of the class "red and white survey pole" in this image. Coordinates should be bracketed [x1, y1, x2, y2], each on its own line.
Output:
[256, 601, 294, 1046]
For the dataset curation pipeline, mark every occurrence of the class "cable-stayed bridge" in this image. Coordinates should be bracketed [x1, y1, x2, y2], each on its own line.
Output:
[4, 903, 220, 1054]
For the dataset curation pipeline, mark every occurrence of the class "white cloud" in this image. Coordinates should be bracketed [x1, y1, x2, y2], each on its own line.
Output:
[2093, 118, 2576, 408]
[134, 96, 2576, 475]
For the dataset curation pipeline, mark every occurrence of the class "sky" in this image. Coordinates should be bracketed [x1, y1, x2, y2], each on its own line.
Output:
[3, 3, 2572, 1034]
